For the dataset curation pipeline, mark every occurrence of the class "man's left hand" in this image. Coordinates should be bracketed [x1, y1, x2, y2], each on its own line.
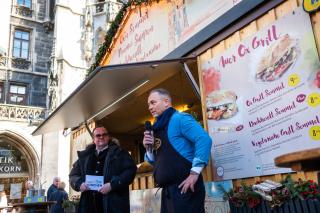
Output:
[178, 173, 199, 194]
[99, 183, 112, 195]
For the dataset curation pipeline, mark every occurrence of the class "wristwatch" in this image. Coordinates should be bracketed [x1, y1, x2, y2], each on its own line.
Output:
[190, 170, 199, 175]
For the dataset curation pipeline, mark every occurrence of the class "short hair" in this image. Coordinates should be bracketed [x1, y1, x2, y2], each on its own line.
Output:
[58, 181, 66, 190]
[25, 180, 33, 189]
[149, 88, 172, 103]
[92, 124, 107, 135]
[53, 177, 60, 183]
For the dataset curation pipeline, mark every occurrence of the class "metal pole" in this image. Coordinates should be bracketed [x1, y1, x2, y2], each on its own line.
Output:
[182, 62, 201, 100]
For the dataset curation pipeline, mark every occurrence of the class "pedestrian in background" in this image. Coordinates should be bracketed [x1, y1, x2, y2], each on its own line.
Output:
[50, 181, 68, 213]
[47, 177, 60, 201]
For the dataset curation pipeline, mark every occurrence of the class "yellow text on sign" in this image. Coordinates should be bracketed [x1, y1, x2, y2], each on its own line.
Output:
[303, 0, 320, 12]
[307, 93, 320, 107]
[288, 74, 300, 87]
[309, 126, 320, 140]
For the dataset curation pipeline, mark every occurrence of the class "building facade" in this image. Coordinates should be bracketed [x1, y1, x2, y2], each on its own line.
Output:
[0, 0, 122, 202]
[0, 0, 54, 201]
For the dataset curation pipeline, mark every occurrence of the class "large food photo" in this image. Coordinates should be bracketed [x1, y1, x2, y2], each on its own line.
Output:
[206, 90, 238, 120]
[255, 34, 299, 82]
[202, 65, 244, 138]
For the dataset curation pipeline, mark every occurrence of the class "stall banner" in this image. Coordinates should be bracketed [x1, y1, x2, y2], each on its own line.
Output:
[201, 7, 320, 181]
[108, 0, 242, 64]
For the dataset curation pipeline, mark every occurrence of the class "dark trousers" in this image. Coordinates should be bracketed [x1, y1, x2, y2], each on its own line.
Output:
[78, 191, 103, 213]
[160, 181, 205, 213]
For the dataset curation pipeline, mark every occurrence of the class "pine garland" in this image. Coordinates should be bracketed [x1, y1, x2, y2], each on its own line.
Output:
[87, 0, 161, 76]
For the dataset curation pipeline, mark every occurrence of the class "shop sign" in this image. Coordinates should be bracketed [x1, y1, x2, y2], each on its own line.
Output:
[303, 0, 320, 12]
[0, 164, 22, 173]
[0, 153, 22, 174]
[201, 7, 320, 181]
[108, 0, 242, 64]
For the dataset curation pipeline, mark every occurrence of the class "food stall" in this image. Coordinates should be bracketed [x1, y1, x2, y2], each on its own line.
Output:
[33, 0, 320, 211]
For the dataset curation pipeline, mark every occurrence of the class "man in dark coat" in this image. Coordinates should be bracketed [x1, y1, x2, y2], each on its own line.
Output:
[47, 177, 60, 201]
[50, 181, 68, 213]
[69, 125, 137, 213]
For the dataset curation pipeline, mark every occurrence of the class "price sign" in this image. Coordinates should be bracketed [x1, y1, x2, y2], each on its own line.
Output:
[309, 126, 320, 140]
[288, 74, 300, 87]
[307, 93, 320, 107]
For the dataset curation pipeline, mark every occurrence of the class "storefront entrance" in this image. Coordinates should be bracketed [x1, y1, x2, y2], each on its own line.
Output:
[0, 130, 39, 203]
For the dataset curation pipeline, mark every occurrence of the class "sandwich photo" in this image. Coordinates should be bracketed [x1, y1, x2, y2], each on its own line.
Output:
[256, 34, 299, 82]
[206, 90, 238, 120]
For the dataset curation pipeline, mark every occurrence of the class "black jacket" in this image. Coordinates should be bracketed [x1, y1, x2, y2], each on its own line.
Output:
[69, 141, 137, 213]
[50, 189, 68, 213]
[47, 184, 58, 201]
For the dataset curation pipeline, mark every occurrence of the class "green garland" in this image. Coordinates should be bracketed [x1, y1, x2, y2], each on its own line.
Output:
[87, 0, 161, 76]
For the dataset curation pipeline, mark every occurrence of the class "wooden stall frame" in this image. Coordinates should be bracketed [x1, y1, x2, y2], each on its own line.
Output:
[70, 0, 320, 191]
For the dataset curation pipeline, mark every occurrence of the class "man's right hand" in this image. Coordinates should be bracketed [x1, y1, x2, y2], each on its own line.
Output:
[143, 131, 154, 150]
[80, 183, 89, 192]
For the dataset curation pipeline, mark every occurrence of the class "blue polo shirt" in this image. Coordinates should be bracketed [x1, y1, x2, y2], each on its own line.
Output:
[145, 111, 212, 173]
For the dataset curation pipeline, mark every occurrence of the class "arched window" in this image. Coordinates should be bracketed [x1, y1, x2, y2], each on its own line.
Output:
[0, 141, 29, 176]
[0, 132, 39, 202]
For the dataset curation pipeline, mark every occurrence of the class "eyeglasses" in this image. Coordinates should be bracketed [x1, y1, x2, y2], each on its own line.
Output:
[94, 133, 108, 138]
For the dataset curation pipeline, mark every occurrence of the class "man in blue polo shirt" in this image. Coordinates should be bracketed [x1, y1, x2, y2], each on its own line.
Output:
[143, 88, 212, 213]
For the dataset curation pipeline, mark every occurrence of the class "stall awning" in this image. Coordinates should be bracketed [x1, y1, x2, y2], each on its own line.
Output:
[32, 57, 196, 136]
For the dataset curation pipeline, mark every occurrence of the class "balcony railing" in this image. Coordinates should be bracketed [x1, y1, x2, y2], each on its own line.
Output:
[14, 4, 33, 18]
[11, 58, 31, 70]
[0, 103, 45, 124]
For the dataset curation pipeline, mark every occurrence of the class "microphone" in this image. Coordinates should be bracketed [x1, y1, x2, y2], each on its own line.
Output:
[145, 121, 152, 132]
[144, 121, 153, 152]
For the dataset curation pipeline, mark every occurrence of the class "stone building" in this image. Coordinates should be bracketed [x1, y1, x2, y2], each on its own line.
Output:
[0, 0, 54, 201]
[0, 0, 122, 201]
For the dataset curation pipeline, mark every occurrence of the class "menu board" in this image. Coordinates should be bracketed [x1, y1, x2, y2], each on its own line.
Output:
[108, 0, 242, 64]
[201, 7, 320, 181]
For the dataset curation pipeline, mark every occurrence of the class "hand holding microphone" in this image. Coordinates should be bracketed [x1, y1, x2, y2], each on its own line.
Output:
[143, 121, 154, 153]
